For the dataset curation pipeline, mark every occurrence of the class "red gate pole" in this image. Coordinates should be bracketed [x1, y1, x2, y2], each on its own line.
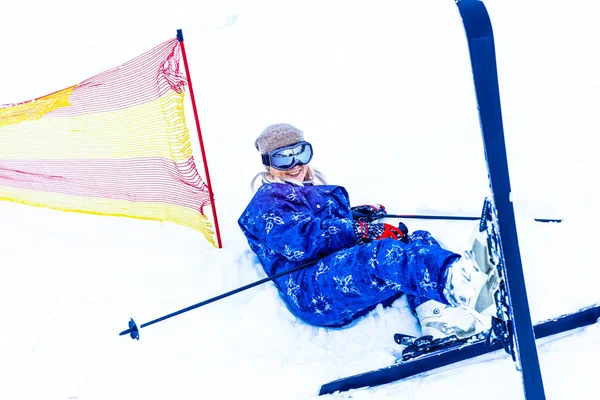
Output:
[176, 29, 223, 248]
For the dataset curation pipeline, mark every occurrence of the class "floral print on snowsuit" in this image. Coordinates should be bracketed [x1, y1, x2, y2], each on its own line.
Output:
[238, 182, 460, 327]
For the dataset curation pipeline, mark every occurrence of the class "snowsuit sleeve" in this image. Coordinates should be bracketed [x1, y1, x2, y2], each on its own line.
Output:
[238, 183, 357, 265]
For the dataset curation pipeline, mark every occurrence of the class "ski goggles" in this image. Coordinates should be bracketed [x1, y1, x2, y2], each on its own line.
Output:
[261, 141, 314, 171]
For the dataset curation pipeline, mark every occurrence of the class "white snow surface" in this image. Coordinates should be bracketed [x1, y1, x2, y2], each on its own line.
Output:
[1, 1, 599, 399]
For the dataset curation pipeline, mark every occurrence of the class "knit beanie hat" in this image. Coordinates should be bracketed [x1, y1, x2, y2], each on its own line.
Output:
[255, 123, 305, 155]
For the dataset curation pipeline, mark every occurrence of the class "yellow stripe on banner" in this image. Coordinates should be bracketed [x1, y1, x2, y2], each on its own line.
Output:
[0, 185, 217, 247]
[0, 87, 75, 128]
[0, 91, 193, 162]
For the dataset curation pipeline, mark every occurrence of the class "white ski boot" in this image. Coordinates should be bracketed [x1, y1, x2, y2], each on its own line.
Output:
[415, 300, 489, 340]
[443, 232, 500, 318]
[470, 222, 498, 276]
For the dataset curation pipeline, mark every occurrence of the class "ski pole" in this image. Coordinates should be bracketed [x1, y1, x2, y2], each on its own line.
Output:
[382, 214, 562, 223]
[119, 259, 319, 340]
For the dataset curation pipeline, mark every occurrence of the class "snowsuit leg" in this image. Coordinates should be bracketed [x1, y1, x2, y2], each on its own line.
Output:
[275, 230, 460, 327]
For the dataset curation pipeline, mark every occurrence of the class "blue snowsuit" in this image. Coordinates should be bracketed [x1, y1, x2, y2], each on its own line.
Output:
[238, 182, 459, 327]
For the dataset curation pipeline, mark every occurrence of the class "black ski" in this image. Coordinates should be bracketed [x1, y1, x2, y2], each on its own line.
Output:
[457, 0, 545, 397]
[319, 304, 600, 395]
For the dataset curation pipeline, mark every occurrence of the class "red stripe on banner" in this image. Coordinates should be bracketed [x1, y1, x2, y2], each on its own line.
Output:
[0, 157, 211, 212]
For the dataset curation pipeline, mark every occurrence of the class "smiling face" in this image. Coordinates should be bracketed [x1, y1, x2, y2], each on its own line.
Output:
[270, 164, 309, 183]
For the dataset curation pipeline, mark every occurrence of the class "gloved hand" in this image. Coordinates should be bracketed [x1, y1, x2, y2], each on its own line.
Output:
[351, 204, 387, 222]
[353, 221, 409, 243]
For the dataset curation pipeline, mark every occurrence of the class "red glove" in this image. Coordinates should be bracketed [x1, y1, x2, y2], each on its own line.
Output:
[377, 223, 406, 240]
[354, 221, 407, 243]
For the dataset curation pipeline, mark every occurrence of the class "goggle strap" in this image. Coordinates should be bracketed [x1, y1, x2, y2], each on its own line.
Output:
[261, 153, 271, 167]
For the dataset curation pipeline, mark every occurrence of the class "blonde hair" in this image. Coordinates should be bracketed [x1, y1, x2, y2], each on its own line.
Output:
[251, 166, 327, 192]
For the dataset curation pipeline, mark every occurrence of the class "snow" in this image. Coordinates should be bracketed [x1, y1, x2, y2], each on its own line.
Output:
[1, 0, 599, 399]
